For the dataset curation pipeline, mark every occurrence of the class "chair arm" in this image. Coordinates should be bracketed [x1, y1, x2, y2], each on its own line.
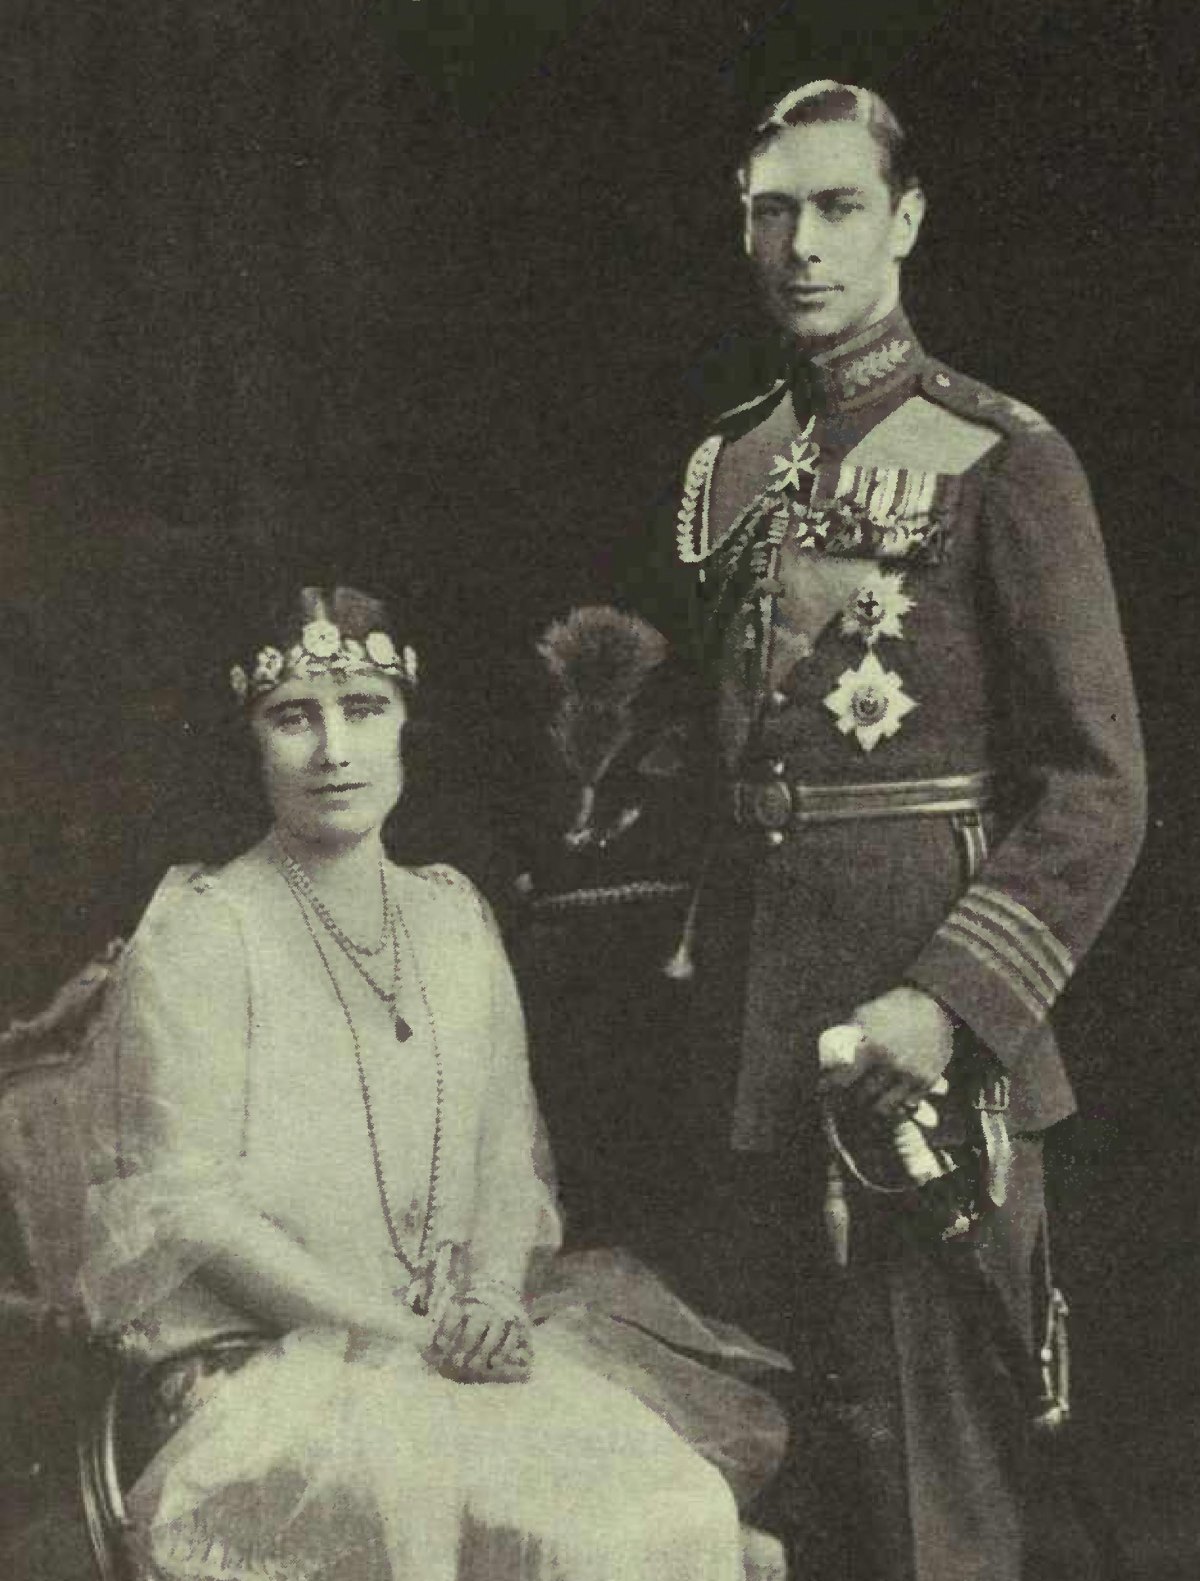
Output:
[0, 939, 125, 1093]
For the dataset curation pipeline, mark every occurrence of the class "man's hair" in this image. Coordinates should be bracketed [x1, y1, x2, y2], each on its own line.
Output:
[738, 80, 919, 205]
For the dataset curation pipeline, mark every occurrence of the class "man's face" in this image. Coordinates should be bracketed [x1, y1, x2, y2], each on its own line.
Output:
[744, 119, 923, 350]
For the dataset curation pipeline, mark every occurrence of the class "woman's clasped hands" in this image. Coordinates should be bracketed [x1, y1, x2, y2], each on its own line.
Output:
[425, 1282, 535, 1385]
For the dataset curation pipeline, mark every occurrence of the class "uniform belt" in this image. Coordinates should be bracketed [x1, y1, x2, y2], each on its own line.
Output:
[732, 770, 994, 830]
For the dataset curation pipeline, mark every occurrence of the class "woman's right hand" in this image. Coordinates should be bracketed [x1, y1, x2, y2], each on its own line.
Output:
[426, 1296, 534, 1384]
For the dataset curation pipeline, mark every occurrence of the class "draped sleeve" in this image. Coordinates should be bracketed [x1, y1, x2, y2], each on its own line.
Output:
[78, 867, 260, 1333]
[453, 873, 562, 1296]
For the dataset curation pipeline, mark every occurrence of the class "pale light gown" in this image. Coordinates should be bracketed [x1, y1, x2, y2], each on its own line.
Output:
[80, 844, 765, 1581]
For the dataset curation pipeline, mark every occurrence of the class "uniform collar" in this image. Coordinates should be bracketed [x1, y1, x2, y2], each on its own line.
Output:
[799, 305, 924, 416]
[710, 306, 924, 437]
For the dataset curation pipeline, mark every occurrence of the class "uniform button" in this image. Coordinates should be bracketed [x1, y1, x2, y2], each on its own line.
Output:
[935, 372, 950, 388]
[771, 760, 786, 778]
[770, 689, 787, 710]
[766, 830, 785, 847]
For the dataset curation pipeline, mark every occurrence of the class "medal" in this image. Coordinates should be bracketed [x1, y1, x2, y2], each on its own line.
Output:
[839, 569, 914, 647]
[824, 651, 917, 752]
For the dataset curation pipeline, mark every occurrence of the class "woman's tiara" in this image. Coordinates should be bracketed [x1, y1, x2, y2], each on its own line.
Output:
[228, 588, 418, 704]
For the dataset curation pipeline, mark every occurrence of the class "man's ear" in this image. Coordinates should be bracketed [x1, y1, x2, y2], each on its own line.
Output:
[893, 185, 926, 260]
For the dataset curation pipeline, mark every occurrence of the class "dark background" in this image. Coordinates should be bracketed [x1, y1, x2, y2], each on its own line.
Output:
[2, 0, 1198, 1572]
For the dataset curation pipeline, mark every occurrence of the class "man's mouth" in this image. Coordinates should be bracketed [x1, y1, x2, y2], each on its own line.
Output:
[309, 782, 368, 796]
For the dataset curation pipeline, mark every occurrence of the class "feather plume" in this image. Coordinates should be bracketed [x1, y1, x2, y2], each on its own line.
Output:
[537, 608, 668, 708]
[537, 608, 669, 786]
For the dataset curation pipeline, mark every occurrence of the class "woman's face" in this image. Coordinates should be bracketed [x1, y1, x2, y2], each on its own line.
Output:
[249, 672, 407, 847]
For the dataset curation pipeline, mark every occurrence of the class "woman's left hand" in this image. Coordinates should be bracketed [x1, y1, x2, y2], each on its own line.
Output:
[427, 1296, 533, 1384]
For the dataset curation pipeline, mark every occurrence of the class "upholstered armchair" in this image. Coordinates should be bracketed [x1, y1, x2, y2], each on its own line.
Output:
[0, 940, 138, 1579]
[0, 941, 788, 1581]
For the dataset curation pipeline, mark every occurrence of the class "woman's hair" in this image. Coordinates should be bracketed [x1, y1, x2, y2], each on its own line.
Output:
[226, 584, 416, 713]
[189, 582, 416, 861]
[738, 80, 919, 206]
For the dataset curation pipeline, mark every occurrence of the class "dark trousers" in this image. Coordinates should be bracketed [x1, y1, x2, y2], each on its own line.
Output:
[516, 885, 1051, 1578]
[645, 1135, 1047, 1581]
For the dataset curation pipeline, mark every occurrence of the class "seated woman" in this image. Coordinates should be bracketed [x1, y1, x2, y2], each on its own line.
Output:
[79, 585, 783, 1581]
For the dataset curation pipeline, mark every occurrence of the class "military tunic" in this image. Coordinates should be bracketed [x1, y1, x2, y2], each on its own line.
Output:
[657, 305, 1145, 1146]
[619, 306, 1146, 1580]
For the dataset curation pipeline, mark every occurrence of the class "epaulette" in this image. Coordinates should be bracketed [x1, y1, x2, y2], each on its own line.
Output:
[688, 329, 792, 439]
[710, 376, 790, 440]
[919, 361, 1058, 442]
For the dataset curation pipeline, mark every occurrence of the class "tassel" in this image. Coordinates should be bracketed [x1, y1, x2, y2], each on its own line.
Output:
[662, 896, 698, 980]
[823, 1152, 850, 1267]
[1034, 1286, 1071, 1433]
[563, 784, 597, 850]
[662, 866, 703, 981]
[662, 828, 719, 982]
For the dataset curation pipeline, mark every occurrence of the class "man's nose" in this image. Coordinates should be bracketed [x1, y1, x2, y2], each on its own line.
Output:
[790, 204, 821, 263]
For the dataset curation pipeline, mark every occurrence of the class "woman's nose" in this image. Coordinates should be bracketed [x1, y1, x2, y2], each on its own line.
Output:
[316, 716, 351, 768]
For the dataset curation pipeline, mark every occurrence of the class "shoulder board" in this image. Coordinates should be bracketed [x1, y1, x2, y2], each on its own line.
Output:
[711, 376, 790, 436]
[919, 362, 1058, 441]
[686, 329, 791, 436]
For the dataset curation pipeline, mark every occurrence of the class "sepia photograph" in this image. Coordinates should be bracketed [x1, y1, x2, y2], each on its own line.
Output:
[1, 2, 1196, 1578]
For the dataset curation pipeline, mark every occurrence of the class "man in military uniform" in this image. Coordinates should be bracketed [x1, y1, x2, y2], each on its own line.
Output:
[617, 81, 1146, 1580]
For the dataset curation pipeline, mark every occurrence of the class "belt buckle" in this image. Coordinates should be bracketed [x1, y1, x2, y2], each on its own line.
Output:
[749, 780, 793, 831]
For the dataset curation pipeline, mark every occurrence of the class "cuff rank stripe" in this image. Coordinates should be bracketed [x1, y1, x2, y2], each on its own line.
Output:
[956, 903, 1060, 1004]
[967, 885, 1074, 988]
[940, 917, 1050, 1022]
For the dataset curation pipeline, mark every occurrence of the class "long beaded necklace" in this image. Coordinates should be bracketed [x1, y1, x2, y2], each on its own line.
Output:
[275, 861, 445, 1307]
[275, 847, 412, 1040]
[275, 846, 391, 958]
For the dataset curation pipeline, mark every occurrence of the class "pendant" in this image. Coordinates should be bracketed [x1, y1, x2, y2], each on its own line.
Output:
[395, 1015, 413, 1043]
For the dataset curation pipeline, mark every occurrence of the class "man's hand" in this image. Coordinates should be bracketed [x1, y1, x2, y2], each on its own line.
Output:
[427, 1295, 533, 1385]
[842, 986, 956, 1118]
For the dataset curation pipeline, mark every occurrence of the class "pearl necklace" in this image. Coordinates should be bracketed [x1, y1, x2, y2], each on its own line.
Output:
[276, 867, 445, 1304]
[274, 847, 412, 1040]
[275, 846, 391, 958]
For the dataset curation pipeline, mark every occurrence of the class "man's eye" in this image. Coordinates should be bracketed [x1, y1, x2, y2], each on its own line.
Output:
[346, 702, 387, 720]
[274, 711, 309, 731]
[827, 200, 863, 218]
[753, 200, 792, 223]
